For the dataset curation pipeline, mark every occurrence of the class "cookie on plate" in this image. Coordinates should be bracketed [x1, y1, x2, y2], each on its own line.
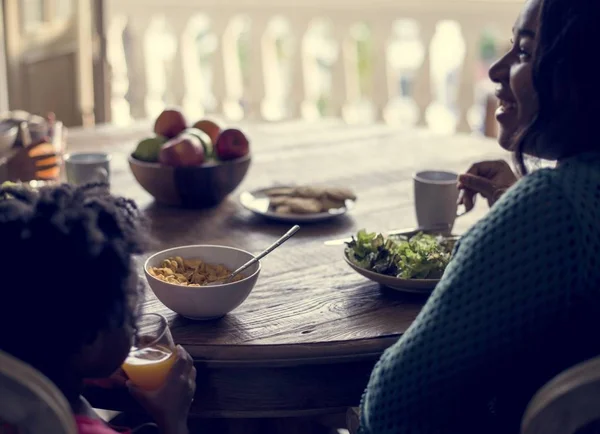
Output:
[269, 196, 289, 207]
[286, 197, 322, 214]
[266, 187, 295, 197]
[319, 197, 345, 211]
[324, 187, 356, 201]
[294, 186, 327, 199]
[275, 205, 293, 214]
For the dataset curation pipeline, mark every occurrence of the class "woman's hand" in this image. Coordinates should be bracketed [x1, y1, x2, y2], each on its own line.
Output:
[127, 346, 197, 434]
[458, 160, 518, 212]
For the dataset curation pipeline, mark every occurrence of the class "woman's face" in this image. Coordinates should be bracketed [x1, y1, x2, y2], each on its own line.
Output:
[489, 0, 541, 150]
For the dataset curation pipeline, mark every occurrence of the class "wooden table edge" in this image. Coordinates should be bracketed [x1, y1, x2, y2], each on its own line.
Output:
[184, 335, 401, 367]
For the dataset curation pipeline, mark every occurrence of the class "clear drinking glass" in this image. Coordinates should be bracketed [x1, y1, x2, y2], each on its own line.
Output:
[122, 313, 176, 390]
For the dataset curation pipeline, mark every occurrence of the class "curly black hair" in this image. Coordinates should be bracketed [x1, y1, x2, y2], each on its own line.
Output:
[514, 0, 599, 173]
[0, 182, 148, 373]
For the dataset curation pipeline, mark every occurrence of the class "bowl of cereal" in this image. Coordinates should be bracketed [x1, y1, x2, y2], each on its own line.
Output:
[144, 245, 261, 320]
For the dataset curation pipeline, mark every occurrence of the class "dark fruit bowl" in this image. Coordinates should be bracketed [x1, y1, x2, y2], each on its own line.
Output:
[128, 154, 251, 208]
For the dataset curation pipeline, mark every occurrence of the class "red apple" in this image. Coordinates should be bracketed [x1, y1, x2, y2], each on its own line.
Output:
[154, 109, 187, 139]
[215, 129, 249, 161]
[158, 134, 205, 167]
[192, 119, 222, 145]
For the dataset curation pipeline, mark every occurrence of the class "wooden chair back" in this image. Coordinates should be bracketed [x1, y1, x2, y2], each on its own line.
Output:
[522, 356, 600, 434]
[0, 349, 76, 434]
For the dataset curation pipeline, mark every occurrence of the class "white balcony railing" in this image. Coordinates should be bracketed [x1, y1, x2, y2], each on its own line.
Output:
[105, 0, 521, 133]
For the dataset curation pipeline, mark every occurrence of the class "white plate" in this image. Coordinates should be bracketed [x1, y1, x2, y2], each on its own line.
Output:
[343, 252, 438, 294]
[239, 186, 355, 223]
[342, 228, 459, 294]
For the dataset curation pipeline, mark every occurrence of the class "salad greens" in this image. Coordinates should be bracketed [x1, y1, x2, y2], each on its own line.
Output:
[345, 230, 455, 280]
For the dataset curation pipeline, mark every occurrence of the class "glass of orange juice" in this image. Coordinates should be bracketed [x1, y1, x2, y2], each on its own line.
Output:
[122, 313, 176, 390]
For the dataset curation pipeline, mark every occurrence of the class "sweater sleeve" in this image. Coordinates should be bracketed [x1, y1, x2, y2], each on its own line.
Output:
[359, 169, 589, 434]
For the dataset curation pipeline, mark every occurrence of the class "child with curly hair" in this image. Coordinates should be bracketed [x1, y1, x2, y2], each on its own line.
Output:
[0, 182, 196, 434]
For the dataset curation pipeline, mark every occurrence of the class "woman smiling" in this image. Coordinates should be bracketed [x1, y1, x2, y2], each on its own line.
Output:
[359, 0, 600, 433]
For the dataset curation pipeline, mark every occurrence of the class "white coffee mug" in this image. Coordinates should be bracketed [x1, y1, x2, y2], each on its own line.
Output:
[64, 152, 111, 186]
[414, 170, 462, 232]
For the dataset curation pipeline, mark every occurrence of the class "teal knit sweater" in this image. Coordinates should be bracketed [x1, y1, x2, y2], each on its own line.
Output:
[360, 153, 600, 434]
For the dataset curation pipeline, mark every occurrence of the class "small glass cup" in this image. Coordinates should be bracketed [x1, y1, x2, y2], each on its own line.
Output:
[122, 313, 176, 390]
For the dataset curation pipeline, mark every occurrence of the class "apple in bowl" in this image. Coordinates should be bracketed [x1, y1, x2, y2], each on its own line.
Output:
[154, 109, 187, 139]
[215, 129, 250, 161]
[158, 134, 205, 167]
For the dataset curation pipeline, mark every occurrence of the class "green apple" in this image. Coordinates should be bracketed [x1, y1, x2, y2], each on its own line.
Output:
[182, 128, 214, 160]
[133, 136, 168, 162]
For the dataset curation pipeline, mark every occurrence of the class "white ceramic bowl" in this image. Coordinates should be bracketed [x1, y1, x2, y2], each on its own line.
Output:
[144, 245, 261, 320]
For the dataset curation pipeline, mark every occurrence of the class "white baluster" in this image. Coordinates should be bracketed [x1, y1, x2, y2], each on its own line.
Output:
[181, 14, 208, 120]
[169, 14, 190, 110]
[342, 20, 377, 124]
[246, 15, 268, 121]
[370, 15, 393, 122]
[301, 18, 338, 120]
[457, 23, 481, 133]
[106, 14, 132, 125]
[210, 16, 230, 117]
[222, 15, 250, 121]
[144, 15, 177, 119]
[427, 20, 466, 134]
[330, 19, 351, 118]
[75, 0, 96, 126]
[412, 19, 436, 129]
[288, 15, 310, 120]
[126, 15, 151, 120]
[383, 19, 425, 127]
[261, 16, 293, 121]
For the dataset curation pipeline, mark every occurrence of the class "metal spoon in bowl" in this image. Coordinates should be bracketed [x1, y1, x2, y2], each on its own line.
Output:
[208, 225, 301, 285]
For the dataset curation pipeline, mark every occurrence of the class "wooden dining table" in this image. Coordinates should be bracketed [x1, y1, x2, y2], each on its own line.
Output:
[71, 119, 508, 432]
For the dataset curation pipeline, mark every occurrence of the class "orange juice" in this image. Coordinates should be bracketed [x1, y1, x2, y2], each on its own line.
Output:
[122, 346, 175, 390]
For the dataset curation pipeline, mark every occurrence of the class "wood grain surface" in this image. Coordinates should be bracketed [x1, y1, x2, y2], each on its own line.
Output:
[71, 119, 508, 417]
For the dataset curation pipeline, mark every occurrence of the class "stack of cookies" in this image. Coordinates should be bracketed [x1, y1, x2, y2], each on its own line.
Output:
[266, 186, 356, 214]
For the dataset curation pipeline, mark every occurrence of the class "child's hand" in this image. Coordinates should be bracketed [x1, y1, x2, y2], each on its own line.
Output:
[127, 345, 197, 434]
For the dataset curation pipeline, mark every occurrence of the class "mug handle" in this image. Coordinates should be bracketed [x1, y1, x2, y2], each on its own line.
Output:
[93, 167, 109, 184]
[456, 190, 470, 218]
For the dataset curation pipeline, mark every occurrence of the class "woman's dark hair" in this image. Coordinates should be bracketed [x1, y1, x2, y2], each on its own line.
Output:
[514, 0, 598, 174]
[0, 182, 148, 373]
